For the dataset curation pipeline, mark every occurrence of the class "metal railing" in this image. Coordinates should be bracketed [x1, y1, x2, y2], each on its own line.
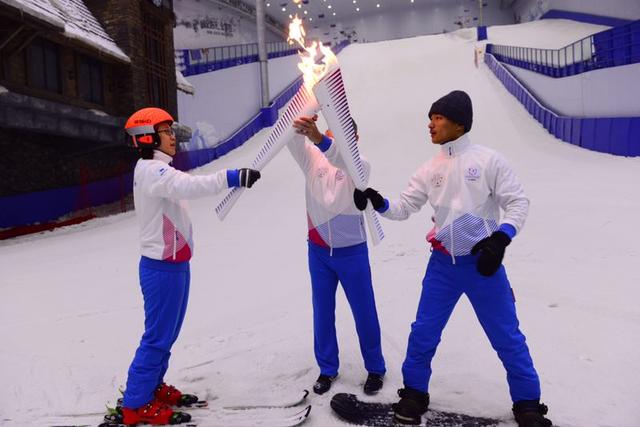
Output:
[487, 19, 640, 78]
[175, 41, 298, 76]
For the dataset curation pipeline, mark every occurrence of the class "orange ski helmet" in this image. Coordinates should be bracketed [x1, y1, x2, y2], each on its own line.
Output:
[125, 107, 174, 148]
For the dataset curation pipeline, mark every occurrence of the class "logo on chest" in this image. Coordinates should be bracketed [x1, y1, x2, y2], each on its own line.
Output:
[465, 166, 481, 182]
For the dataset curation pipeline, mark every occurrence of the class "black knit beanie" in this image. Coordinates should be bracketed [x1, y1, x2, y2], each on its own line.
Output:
[428, 90, 473, 133]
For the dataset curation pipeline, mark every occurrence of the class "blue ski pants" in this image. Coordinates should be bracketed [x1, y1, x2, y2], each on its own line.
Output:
[122, 256, 190, 408]
[308, 241, 386, 377]
[402, 250, 541, 402]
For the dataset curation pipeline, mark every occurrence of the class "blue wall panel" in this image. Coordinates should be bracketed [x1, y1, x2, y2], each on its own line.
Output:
[593, 119, 612, 153]
[628, 118, 640, 156]
[609, 118, 631, 156]
[581, 119, 597, 150]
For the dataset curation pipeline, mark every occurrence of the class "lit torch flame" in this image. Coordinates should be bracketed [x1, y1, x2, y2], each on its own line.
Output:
[288, 15, 338, 90]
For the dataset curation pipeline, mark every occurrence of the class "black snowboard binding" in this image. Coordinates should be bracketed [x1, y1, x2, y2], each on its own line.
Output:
[513, 400, 552, 427]
[392, 387, 430, 425]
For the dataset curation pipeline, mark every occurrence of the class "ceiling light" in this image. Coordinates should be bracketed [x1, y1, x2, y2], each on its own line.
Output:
[377, 4, 381, 8]
[332, 12, 336, 15]
[281, 7, 286, 11]
[356, 7, 360, 11]
[327, 5, 332, 9]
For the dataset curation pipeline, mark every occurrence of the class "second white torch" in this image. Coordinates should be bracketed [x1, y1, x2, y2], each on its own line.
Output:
[313, 67, 385, 246]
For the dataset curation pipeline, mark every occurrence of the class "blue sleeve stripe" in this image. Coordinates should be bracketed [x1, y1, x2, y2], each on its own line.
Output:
[317, 135, 332, 152]
[498, 223, 517, 239]
[227, 169, 239, 187]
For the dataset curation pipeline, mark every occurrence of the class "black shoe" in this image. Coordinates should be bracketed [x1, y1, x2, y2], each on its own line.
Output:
[313, 374, 337, 395]
[513, 400, 552, 427]
[363, 373, 384, 395]
[392, 387, 429, 425]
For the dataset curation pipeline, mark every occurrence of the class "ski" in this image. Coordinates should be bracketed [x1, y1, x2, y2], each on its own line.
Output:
[331, 393, 503, 427]
[190, 404, 312, 427]
[96, 403, 312, 427]
[223, 389, 309, 410]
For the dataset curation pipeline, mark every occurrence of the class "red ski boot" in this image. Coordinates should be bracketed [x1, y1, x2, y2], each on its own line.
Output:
[120, 399, 191, 425]
[154, 383, 199, 407]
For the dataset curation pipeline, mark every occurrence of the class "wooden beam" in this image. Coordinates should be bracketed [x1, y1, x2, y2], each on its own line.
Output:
[0, 24, 24, 51]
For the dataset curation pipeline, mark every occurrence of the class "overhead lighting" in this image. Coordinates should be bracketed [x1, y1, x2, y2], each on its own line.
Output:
[332, 12, 336, 15]
[282, 7, 286, 11]
[327, 5, 332, 8]
[356, 7, 360, 11]
[376, 3, 381, 8]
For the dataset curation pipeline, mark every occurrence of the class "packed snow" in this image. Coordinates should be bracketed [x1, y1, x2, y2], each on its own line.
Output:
[1, 21, 639, 427]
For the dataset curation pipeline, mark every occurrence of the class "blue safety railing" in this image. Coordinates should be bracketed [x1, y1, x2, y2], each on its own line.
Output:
[484, 52, 639, 157]
[176, 41, 299, 77]
[486, 19, 640, 78]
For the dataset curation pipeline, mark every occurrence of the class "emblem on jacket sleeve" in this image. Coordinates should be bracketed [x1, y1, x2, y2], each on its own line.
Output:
[431, 173, 445, 187]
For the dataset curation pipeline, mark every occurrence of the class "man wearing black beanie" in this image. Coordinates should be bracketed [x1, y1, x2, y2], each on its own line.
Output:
[353, 91, 551, 427]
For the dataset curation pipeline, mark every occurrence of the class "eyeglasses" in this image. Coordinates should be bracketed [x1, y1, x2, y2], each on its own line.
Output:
[157, 128, 175, 137]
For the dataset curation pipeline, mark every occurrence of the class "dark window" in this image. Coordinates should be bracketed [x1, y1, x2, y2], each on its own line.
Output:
[142, 9, 168, 109]
[77, 55, 104, 104]
[26, 38, 61, 93]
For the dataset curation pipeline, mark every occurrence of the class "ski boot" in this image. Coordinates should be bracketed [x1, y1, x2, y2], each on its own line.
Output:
[154, 382, 199, 407]
[363, 373, 384, 395]
[116, 399, 191, 425]
[392, 387, 429, 425]
[513, 400, 552, 427]
[313, 374, 337, 395]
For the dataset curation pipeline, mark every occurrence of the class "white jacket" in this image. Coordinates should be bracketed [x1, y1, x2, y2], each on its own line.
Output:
[287, 135, 369, 249]
[133, 151, 230, 262]
[383, 134, 529, 260]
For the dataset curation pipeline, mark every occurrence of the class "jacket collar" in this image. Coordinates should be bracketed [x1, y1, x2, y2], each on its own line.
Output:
[440, 133, 471, 158]
[153, 150, 173, 164]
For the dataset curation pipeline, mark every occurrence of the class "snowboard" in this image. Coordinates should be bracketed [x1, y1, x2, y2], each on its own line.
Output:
[330, 393, 503, 426]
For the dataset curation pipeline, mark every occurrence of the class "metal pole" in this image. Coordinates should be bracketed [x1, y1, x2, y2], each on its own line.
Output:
[256, 0, 270, 108]
[478, 0, 483, 27]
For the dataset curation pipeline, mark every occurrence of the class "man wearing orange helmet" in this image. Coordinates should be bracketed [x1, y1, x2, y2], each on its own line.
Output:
[116, 107, 261, 425]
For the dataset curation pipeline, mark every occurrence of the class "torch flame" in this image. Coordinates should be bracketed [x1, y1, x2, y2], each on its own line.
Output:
[288, 15, 338, 90]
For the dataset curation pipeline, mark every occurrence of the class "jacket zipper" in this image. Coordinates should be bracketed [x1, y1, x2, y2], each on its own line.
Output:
[329, 219, 333, 256]
[173, 230, 177, 260]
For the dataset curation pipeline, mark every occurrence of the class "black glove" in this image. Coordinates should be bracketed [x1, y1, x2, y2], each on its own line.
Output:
[353, 189, 368, 210]
[238, 168, 261, 188]
[470, 231, 511, 276]
[364, 188, 386, 211]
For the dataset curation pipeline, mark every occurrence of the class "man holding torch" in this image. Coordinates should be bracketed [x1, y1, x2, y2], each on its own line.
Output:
[289, 115, 386, 396]
[354, 91, 552, 427]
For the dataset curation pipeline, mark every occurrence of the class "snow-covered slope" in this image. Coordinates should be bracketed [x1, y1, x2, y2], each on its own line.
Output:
[1, 22, 639, 427]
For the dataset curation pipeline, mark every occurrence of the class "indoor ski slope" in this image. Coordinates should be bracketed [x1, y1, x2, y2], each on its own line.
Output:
[1, 21, 639, 427]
